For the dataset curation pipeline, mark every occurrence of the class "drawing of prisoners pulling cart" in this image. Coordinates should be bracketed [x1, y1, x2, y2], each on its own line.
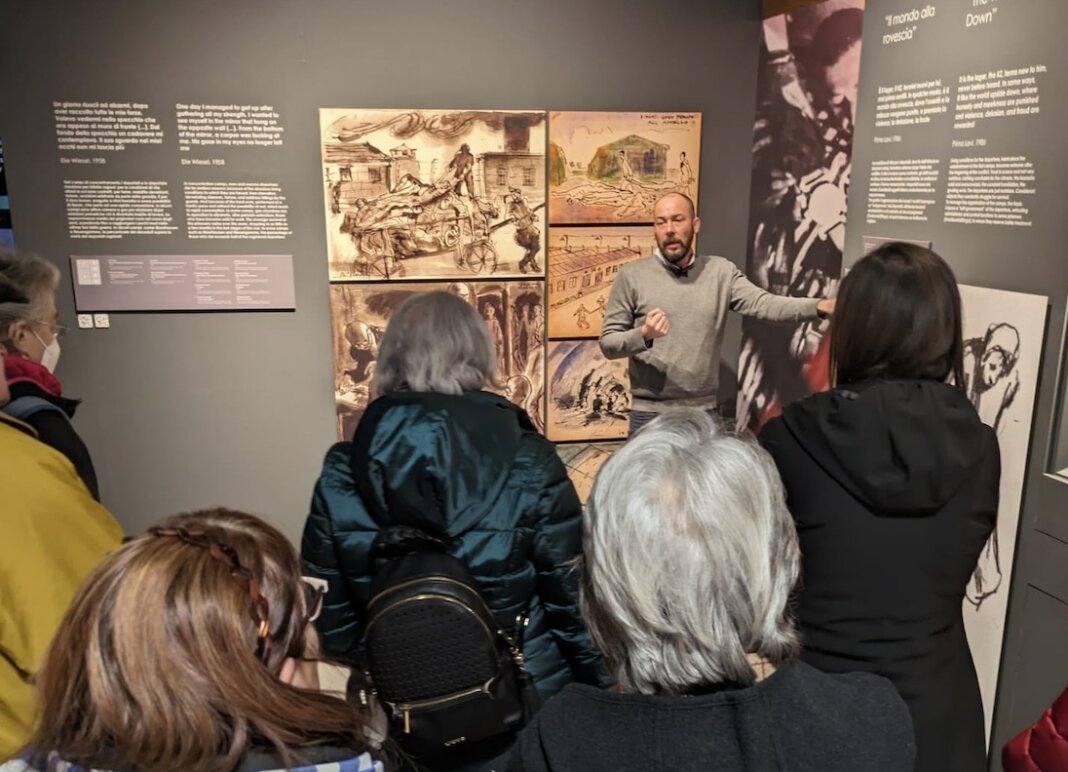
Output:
[339, 166, 542, 279]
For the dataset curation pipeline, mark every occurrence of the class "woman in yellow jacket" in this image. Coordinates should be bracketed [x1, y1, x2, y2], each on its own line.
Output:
[0, 359, 122, 759]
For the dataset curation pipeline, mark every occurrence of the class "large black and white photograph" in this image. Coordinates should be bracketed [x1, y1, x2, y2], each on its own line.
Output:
[736, 1, 864, 430]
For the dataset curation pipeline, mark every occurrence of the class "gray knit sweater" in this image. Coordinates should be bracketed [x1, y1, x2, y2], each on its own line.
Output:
[599, 254, 820, 412]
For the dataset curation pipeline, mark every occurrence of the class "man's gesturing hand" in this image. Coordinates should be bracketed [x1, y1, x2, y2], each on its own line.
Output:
[641, 308, 670, 341]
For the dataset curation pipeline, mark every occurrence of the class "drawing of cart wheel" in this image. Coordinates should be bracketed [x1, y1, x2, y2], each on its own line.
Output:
[464, 240, 498, 274]
[356, 231, 403, 279]
[369, 253, 404, 279]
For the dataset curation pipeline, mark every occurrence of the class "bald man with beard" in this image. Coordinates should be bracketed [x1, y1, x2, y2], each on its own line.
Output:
[599, 192, 835, 435]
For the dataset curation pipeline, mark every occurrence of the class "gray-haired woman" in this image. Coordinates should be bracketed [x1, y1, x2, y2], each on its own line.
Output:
[301, 290, 600, 769]
[0, 251, 98, 499]
[504, 409, 915, 772]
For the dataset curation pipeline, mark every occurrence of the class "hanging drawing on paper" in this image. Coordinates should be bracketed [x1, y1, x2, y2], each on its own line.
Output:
[547, 227, 655, 339]
[555, 442, 623, 504]
[956, 284, 1046, 739]
[321, 108, 546, 281]
[547, 340, 630, 442]
[330, 281, 545, 440]
[549, 111, 701, 224]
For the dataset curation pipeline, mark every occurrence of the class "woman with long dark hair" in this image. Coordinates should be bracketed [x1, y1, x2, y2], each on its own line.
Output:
[4, 508, 385, 772]
[760, 242, 999, 772]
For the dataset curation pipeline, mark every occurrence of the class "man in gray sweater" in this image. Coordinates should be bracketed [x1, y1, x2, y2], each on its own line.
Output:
[599, 192, 834, 434]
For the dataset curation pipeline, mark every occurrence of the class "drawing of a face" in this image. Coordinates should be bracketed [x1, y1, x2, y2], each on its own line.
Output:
[653, 193, 701, 264]
[980, 348, 1009, 387]
[344, 320, 377, 354]
[824, 40, 861, 125]
[979, 324, 1020, 388]
[447, 282, 473, 305]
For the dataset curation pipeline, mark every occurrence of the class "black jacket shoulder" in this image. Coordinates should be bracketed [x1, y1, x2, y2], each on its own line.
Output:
[8, 382, 99, 500]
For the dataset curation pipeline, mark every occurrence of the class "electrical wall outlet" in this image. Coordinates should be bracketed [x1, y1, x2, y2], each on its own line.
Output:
[77, 314, 95, 329]
[92, 313, 110, 328]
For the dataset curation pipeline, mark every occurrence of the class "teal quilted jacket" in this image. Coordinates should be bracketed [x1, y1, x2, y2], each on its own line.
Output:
[301, 390, 601, 698]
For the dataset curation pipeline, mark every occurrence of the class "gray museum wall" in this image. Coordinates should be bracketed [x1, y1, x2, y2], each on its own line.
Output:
[0, 0, 761, 544]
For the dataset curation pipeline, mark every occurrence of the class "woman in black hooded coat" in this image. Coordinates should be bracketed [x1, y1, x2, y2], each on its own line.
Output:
[760, 242, 999, 772]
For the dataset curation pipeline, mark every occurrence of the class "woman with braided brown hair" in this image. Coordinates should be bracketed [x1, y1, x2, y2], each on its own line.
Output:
[3, 508, 386, 772]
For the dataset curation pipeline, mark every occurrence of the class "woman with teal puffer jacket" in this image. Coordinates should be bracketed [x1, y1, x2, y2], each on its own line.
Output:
[301, 291, 601, 766]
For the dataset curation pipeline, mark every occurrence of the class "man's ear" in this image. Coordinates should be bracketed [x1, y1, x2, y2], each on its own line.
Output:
[693, 216, 702, 236]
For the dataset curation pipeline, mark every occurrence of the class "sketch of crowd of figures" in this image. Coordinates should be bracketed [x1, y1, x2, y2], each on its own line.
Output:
[548, 111, 701, 225]
[954, 284, 1046, 738]
[329, 281, 545, 441]
[320, 109, 547, 282]
[546, 227, 655, 339]
[546, 340, 630, 442]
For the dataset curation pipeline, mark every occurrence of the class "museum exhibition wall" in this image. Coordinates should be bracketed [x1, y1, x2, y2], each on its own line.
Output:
[4, 1, 1068, 765]
[0, 0, 759, 539]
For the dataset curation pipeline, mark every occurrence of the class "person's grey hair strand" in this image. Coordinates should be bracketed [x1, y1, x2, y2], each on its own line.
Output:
[371, 290, 498, 396]
[582, 408, 800, 695]
[0, 249, 62, 338]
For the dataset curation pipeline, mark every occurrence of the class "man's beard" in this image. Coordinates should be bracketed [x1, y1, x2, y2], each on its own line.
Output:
[657, 232, 694, 264]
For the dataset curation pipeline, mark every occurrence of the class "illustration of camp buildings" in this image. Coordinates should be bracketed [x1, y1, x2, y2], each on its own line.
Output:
[323, 124, 543, 205]
[549, 242, 640, 308]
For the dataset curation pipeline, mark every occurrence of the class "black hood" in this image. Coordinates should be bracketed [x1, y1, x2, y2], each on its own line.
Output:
[781, 379, 990, 516]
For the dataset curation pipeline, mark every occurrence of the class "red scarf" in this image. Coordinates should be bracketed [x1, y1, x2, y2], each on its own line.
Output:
[3, 353, 63, 397]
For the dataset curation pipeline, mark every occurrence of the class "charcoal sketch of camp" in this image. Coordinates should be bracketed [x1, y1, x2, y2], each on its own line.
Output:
[329, 280, 546, 440]
[320, 108, 546, 281]
[548, 227, 655, 339]
[956, 284, 1046, 738]
[555, 441, 623, 504]
[549, 112, 701, 224]
[547, 340, 630, 442]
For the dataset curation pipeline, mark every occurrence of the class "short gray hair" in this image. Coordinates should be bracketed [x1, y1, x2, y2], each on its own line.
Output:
[371, 290, 497, 395]
[582, 409, 800, 695]
[0, 249, 61, 338]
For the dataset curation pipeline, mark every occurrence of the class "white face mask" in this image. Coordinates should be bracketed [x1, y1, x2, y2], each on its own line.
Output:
[32, 329, 61, 373]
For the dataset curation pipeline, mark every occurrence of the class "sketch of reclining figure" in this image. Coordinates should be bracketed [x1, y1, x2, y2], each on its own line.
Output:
[962, 322, 1021, 611]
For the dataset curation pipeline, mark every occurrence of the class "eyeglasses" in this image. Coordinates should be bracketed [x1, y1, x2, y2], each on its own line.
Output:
[148, 526, 274, 662]
[32, 319, 67, 338]
[301, 575, 327, 625]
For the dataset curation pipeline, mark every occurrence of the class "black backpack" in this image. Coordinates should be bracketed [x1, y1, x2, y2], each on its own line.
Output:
[363, 525, 540, 757]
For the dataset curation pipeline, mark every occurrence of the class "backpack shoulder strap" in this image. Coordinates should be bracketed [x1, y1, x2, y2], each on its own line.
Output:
[3, 395, 70, 424]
